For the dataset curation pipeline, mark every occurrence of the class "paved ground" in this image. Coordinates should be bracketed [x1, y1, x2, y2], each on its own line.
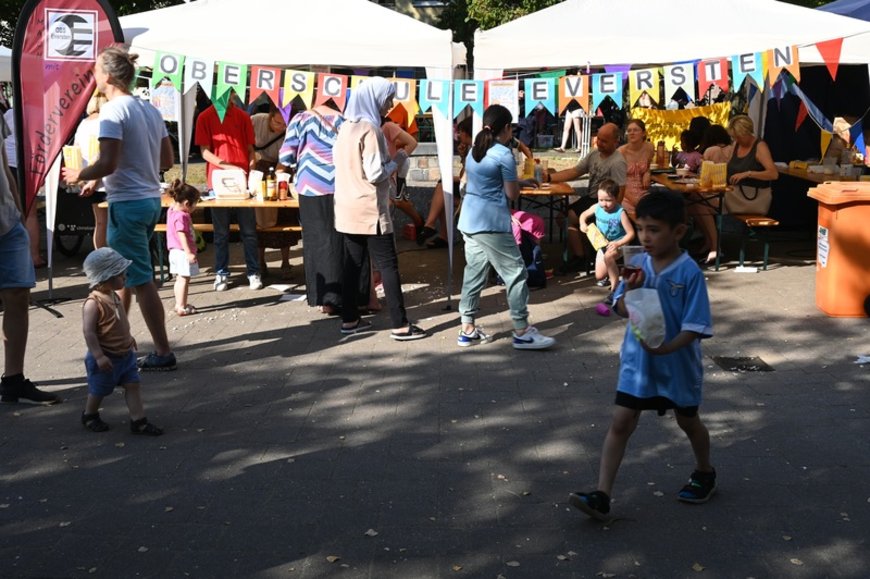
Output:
[1, 215, 868, 578]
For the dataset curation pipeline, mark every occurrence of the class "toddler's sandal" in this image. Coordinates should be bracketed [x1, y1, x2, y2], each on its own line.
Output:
[82, 411, 110, 432]
[175, 305, 197, 316]
[130, 417, 164, 436]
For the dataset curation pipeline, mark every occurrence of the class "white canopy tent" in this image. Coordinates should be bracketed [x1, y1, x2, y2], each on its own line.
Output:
[474, 0, 870, 72]
[0, 46, 11, 83]
[120, 0, 463, 301]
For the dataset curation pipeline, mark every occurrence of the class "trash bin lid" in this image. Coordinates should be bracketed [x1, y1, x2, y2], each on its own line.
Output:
[807, 182, 870, 205]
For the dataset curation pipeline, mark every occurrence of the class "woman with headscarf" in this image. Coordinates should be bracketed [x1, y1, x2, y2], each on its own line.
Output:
[333, 77, 427, 341]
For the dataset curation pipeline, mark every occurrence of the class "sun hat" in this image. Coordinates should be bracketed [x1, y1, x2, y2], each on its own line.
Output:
[83, 247, 132, 288]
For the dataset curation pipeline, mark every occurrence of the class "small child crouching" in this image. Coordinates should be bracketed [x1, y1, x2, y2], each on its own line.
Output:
[81, 248, 163, 436]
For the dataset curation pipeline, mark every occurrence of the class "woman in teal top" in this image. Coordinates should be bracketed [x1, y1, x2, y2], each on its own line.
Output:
[456, 105, 556, 351]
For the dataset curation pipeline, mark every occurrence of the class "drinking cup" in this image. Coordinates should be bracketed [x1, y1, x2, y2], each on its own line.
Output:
[621, 245, 644, 278]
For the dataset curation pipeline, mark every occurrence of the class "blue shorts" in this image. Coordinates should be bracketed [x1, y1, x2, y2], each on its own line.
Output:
[0, 222, 36, 290]
[107, 198, 161, 287]
[85, 350, 140, 397]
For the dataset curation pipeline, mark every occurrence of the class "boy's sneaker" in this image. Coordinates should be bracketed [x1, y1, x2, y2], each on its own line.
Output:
[604, 292, 615, 306]
[137, 352, 177, 372]
[677, 469, 717, 504]
[214, 274, 229, 292]
[568, 490, 611, 521]
[248, 274, 263, 290]
[512, 326, 555, 350]
[0, 375, 60, 405]
[457, 326, 492, 347]
[595, 278, 609, 287]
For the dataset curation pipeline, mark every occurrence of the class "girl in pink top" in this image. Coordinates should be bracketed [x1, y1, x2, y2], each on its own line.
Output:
[618, 119, 654, 219]
[165, 180, 200, 316]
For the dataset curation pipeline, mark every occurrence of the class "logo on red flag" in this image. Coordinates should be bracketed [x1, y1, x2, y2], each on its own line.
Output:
[46, 10, 98, 60]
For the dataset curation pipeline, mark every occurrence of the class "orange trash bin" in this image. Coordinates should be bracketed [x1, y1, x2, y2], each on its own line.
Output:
[807, 182, 870, 317]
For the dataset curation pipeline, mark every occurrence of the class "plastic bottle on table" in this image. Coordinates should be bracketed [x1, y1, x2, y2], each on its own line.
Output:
[534, 159, 542, 182]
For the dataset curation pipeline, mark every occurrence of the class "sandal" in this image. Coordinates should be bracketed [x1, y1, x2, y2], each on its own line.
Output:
[390, 324, 428, 341]
[130, 417, 164, 436]
[340, 319, 373, 335]
[552, 147, 566, 153]
[416, 226, 438, 246]
[81, 411, 110, 433]
[426, 237, 449, 249]
[175, 305, 197, 316]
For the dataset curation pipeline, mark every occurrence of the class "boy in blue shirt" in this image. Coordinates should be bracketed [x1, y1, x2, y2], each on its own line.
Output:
[570, 189, 715, 520]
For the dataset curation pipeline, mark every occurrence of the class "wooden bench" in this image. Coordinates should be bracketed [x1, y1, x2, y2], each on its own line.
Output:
[152, 222, 302, 282]
[731, 214, 780, 270]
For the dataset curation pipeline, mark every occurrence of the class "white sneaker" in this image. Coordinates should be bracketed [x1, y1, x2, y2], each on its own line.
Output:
[214, 274, 229, 292]
[248, 274, 263, 290]
[512, 326, 556, 350]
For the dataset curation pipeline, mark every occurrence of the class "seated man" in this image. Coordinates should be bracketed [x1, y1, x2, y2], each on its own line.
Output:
[195, 92, 262, 291]
[543, 122, 626, 273]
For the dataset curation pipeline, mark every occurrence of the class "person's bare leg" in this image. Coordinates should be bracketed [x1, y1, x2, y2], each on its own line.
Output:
[596, 406, 641, 496]
[173, 275, 190, 312]
[423, 182, 445, 229]
[92, 205, 108, 249]
[571, 116, 582, 150]
[566, 210, 585, 260]
[604, 248, 620, 291]
[132, 282, 171, 356]
[675, 413, 713, 473]
[84, 393, 104, 415]
[559, 115, 572, 150]
[25, 210, 43, 266]
[123, 382, 145, 421]
[117, 287, 132, 313]
[2, 288, 29, 375]
[394, 198, 423, 228]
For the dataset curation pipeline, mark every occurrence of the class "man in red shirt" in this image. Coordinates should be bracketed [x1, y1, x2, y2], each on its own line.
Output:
[195, 92, 261, 291]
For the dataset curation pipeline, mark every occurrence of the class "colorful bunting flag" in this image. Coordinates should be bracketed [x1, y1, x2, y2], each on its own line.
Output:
[815, 37, 844, 81]
[629, 68, 660, 107]
[731, 52, 764, 91]
[314, 73, 348, 110]
[767, 45, 800, 87]
[558, 75, 589, 114]
[419, 79, 451, 118]
[590, 73, 621, 113]
[820, 131, 833, 158]
[216, 61, 248, 115]
[697, 58, 730, 98]
[391, 78, 418, 126]
[282, 69, 315, 108]
[454, 80, 483, 118]
[183, 57, 214, 96]
[524, 78, 556, 116]
[663, 63, 695, 104]
[151, 52, 184, 90]
[249, 66, 281, 106]
[795, 101, 808, 131]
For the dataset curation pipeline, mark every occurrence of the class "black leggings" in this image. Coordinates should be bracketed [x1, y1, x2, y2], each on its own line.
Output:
[341, 232, 409, 330]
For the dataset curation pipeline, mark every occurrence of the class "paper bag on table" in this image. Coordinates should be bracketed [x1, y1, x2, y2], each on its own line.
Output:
[699, 161, 727, 189]
[585, 223, 609, 251]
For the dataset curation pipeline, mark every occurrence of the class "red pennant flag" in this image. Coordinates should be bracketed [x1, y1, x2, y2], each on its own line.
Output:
[815, 37, 844, 81]
[795, 101, 808, 132]
[12, 0, 123, 215]
[314, 73, 348, 111]
[248, 66, 282, 106]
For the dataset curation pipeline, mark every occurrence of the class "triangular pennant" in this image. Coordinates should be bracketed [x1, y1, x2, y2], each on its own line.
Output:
[815, 37, 844, 81]
[590, 73, 622, 113]
[277, 89, 294, 123]
[391, 78, 418, 126]
[767, 45, 800, 87]
[351, 75, 369, 89]
[419, 79, 451, 118]
[454, 80, 483, 118]
[486, 79, 519, 121]
[523, 78, 556, 116]
[663, 63, 695, 104]
[538, 69, 567, 79]
[854, 132, 865, 158]
[794, 101, 808, 131]
[820, 131, 833, 158]
[558, 75, 589, 114]
[282, 69, 315, 108]
[216, 62, 248, 103]
[731, 53, 763, 91]
[849, 120, 863, 147]
[249, 66, 281, 106]
[314, 73, 348, 110]
[213, 89, 231, 123]
[183, 57, 213, 96]
[628, 68, 660, 107]
[151, 52, 184, 90]
[603, 64, 631, 83]
[697, 58, 729, 99]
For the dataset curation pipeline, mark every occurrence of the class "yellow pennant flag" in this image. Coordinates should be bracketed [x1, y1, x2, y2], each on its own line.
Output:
[282, 69, 315, 108]
[391, 78, 419, 125]
[351, 75, 369, 89]
[629, 68, 660, 107]
[820, 131, 833, 159]
[767, 45, 801, 87]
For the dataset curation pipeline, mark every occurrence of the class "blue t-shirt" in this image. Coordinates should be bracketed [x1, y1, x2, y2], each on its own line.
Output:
[613, 251, 713, 407]
[458, 142, 517, 235]
[595, 205, 627, 242]
[99, 95, 167, 202]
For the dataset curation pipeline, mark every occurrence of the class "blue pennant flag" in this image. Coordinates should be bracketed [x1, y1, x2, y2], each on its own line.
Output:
[523, 78, 556, 117]
[453, 80, 483, 118]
